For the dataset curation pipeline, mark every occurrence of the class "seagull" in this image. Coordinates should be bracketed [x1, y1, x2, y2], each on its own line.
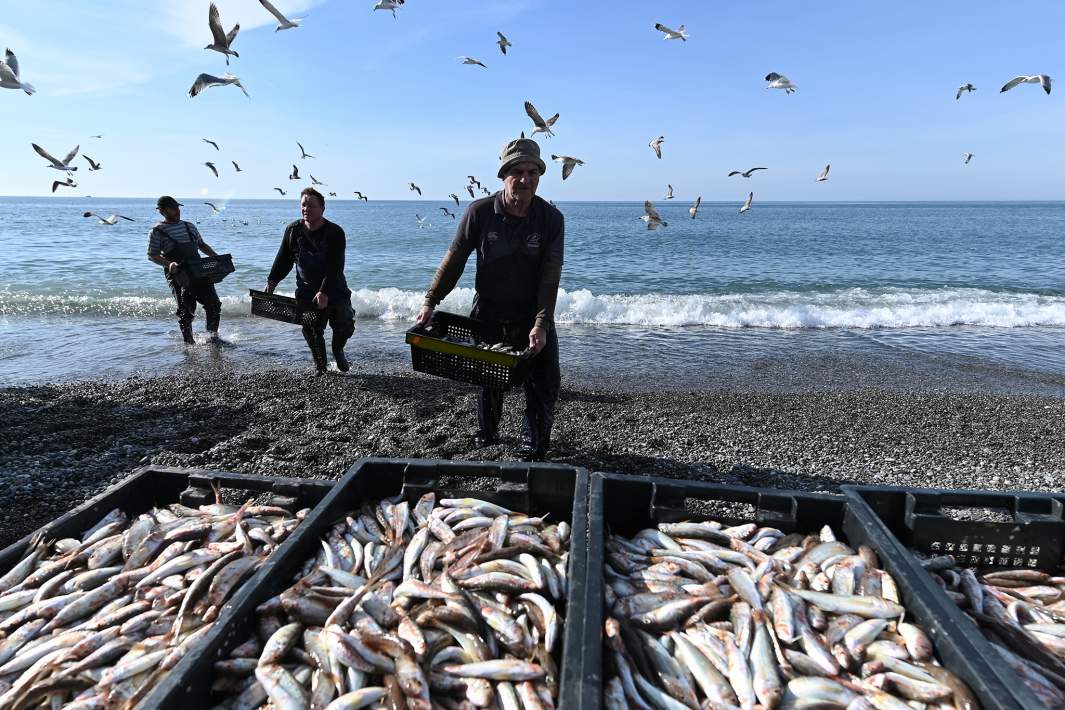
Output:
[274, 187, 287, 195]
[297, 141, 314, 159]
[963, 152, 974, 164]
[206, 3, 240, 65]
[52, 177, 77, 193]
[816, 164, 830, 182]
[481, 187, 490, 195]
[739, 192, 753, 214]
[374, 0, 404, 18]
[204, 162, 219, 177]
[551, 155, 583, 180]
[83, 212, 134, 225]
[0, 49, 35, 95]
[728, 167, 767, 178]
[468, 176, 482, 189]
[32, 143, 79, 172]
[497, 31, 512, 55]
[415, 214, 431, 228]
[289, 164, 300, 180]
[665, 184, 674, 199]
[189, 73, 249, 98]
[955, 83, 976, 100]
[203, 138, 220, 151]
[354, 191, 368, 201]
[204, 202, 221, 213]
[654, 23, 688, 41]
[524, 101, 559, 138]
[258, 0, 302, 30]
[449, 193, 460, 206]
[649, 135, 664, 159]
[83, 155, 102, 171]
[328, 192, 337, 197]
[458, 56, 487, 68]
[765, 72, 796, 94]
[689, 196, 701, 220]
[89, 135, 103, 139]
[439, 207, 456, 218]
[466, 185, 476, 198]
[232, 161, 242, 172]
[641, 201, 667, 230]
[1000, 74, 1051, 95]
[310, 175, 326, 185]
[409, 182, 422, 196]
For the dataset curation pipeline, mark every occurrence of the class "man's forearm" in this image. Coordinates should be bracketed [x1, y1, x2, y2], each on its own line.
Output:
[424, 248, 467, 307]
[199, 243, 218, 257]
[534, 261, 563, 330]
[148, 254, 169, 268]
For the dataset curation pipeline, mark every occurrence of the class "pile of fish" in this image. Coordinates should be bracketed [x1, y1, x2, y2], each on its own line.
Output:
[921, 554, 1065, 707]
[0, 492, 307, 709]
[438, 334, 523, 356]
[602, 519, 980, 710]
[212, 493, 570, 709]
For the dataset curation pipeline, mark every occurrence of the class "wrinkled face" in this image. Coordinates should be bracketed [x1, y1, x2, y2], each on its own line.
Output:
[503, 161, 540, 198]
[159, 205, 180, 221]
[301, 194, 324, 223]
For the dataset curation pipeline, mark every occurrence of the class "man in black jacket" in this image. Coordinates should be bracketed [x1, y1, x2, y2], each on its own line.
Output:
[416, 137, 564, 461]
[266, 187, 354, 375]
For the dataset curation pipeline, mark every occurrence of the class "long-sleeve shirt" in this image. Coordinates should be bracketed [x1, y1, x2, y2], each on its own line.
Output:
[268, 219, 349, 301]
[424, 192, 564, 330]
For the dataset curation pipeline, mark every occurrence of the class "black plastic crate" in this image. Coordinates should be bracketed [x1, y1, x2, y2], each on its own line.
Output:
[249, 288, 314, 325]
[174, 253, 235, 287]
[845, 484, 1065, 709]
[584, 473, 1025, 710]
[406, 310, 535, 389]
[146, 457, 590, 709]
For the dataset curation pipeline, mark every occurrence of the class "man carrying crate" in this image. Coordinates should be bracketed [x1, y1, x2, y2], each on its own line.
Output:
[147, 196, 223, 345]
[265, 187, 355, 375]
[416, 137, 564, 461]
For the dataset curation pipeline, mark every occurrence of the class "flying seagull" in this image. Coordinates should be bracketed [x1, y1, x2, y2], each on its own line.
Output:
[524, 101, 559, 138]
[374, 0, 404, 18]
[497, 32, 512, 55]
[274, 187, 287, 195]
[328, 192, 337, 197]
[1000, 74, 1051, 95]
[665, 184, 674, 199]
[258, 0, 302, 30]
[739, 192, 753, 213]
[641, 201, 667, 230]
[551, 154, 584, 180]
[206, 3, 240, 65]
[204, 162, 219, 177]
[466, 185, 475, 198]
[297, 141, 314, 159]
[765, 72, 796, 94]
[449, 193, 460, 206]
[468, 176, 482, 189]
[232, 161, 242, 172]
[52, 177, 77, 193]
[439, 207, 456, 218]
[0, 49, 35, 95]
[816, 164, 830, 182]
[415, 214, 431, 228]
[409, 182, 422, 196]
[481, 187, 490, 195]
[189, 73, 248, 98]
[649, 135, 664, 159]
[310, 175, 326, 185]
[955, 83, 976, 100]
[83, 155, 102, 171]
[654, 23, 688, 41]
[203, 138, 220, 151]
[83, 212, 134, 225]
[32, 143, 79, 172]
[728, 167, 767, 178]
[89, 135, 103, 139]
[289, 164, 300, 180]
[354, 191, 368, 201]
[689, 196, 701, 220]
[963, 152, 974, 164]
[458, 56, 487, 68]
[204, 202, 222, 213]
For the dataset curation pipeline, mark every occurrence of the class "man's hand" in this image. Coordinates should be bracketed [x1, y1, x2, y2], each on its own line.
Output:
[264, 281, 276, 294]
[529, 325, 547, 354]
[313, 291, 329, 310]
[167, 261, 180, 274]
[415, 305, 434, 326]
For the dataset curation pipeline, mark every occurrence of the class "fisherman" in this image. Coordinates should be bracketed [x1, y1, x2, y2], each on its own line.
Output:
[147, 195, 223, 345]
[416, 137, 564, 461]
[265, 187, 354, 375]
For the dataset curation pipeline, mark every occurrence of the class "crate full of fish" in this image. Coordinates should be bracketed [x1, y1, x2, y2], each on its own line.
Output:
[585, 473, 1020, 710]
[151, 456, 590, 709]
[0, 466, 334, 710]
[846, 484, 1065, 709]
[406, 311, 535, 390]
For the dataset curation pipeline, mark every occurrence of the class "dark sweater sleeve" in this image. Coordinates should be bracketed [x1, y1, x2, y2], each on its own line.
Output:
[535, 210, 565, 330]
[320, 224, 346, 294]
[267, 225, 296, 286]
[424, 205, 477, 308]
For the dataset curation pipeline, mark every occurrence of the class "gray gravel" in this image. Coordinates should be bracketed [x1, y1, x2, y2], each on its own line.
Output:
[1, 368, 1063, 549]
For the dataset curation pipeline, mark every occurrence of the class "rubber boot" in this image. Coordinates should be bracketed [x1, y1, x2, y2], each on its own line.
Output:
[303, 328, 328, 375]
[179, 321, 195, 345]
[331, 334, 350, 372]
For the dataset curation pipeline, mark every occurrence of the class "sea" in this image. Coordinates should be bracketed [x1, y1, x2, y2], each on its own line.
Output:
[2, 197, 1064, 393]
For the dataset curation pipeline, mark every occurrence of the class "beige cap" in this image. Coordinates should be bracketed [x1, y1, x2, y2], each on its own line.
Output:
[498, 137, 547, 178]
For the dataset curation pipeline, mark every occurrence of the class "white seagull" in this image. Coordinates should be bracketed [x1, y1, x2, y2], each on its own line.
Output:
[649, 135, 664, 159]
[232, 161, 242, 172]
[203, 138, 220, 151]
[189, 73, 248, 98]
[83, 212, 134, 225]
[728, 167, 767, 178]
[665, 184, 674, 199]
[465, 185, 475, 199]
[458, 56, 487, 68]
[206, 3, 240, 65]
[497, 32, 512, 55]
[0, 49, 35, 95]
[955, 83, 976, 100]
[258, 0, 302, 30]
[551, 155, 583, 180]
[689, 196, 701, 220]
[963, 152, 974, 165]
[415, 214, 431, 229]
[32, 143, 79, 172]
[83, 155, 102, 171]
[449, 193, 460, 206]
[654, 23, 688, 41]
[816, 164, 830, 182]
[274, 187, 287, 195]
[439, 207, 456, 218]
[310, 175, 326, 185]
[468, 176, 482, 189]
[328, 192, 337, 197]
[51, 177, 77, 193]
[739, 192, 753, 213]
[204, 162, 219, 177]
[374, 0, 404, 18]
[641, 201, 667, 230]
[204, 202, 222, 213]
[354, 191, 368, 201]
[409, 182, 422, 196]
[289, 164, 300, 180]
[765, 72, 796, 94]
[1000, 74, 1051, 95]
[297, 141, 315, 159]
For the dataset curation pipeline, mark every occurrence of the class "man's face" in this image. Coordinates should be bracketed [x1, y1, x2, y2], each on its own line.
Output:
[301, 194, 324, 223]
[159, 205, 180, 221]
[503, 162, 540, 198]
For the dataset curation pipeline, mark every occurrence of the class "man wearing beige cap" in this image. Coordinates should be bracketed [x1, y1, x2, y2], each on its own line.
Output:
[416, 137, 565, 461]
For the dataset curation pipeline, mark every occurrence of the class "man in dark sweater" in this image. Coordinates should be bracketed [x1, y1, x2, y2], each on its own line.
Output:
[266, 187, 354, 375]
[416, 137, 564, 461]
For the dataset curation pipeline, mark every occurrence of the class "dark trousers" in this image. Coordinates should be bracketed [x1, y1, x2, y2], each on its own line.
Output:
[301, 297, 355, 342]
[169, 279, 221, 332]
[478, 327, 561, 456]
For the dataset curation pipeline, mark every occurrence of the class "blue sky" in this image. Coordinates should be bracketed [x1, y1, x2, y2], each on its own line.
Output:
[2, 1, 1064, 201]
